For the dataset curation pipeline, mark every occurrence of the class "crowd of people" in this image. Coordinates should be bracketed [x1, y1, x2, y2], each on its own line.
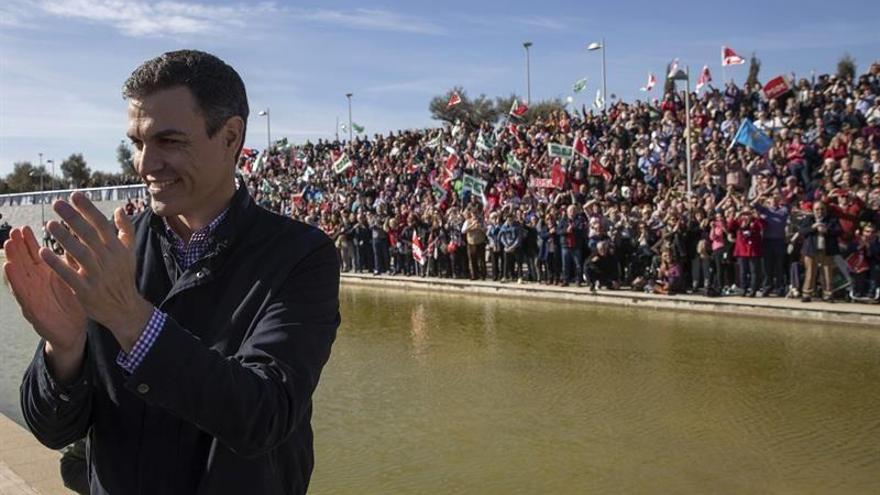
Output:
[240, 63, 880, 304]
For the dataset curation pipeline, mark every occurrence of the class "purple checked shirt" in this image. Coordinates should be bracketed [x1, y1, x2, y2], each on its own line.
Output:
[115, 210, 228, 373]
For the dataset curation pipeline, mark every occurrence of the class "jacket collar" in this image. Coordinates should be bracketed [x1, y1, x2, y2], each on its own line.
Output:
[148, 175, 256, 255]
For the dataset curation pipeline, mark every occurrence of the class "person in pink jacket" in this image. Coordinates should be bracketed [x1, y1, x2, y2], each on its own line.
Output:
[728, 207, 765, 296]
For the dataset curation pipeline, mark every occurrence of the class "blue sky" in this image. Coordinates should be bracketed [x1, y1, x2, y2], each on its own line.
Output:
[1, 0, 878, 175]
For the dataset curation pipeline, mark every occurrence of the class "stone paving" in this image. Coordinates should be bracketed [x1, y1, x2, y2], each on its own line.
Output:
[0, 415, 67, 495]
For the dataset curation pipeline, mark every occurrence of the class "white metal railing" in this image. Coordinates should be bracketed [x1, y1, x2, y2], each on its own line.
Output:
[0, 184, 147, 208]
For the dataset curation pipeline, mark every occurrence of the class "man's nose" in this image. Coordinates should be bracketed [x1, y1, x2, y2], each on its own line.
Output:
[136, 144, 163, 175]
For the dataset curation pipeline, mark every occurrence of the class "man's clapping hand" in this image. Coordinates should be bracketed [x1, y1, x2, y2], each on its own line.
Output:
[39, 192, 154, 353]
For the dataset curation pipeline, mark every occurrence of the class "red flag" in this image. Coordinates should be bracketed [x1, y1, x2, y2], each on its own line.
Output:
[762, 75, 792, 100]
[640, 73, 656, 92]
[551, 159, 566, 189]
[509, 98, 528, 117]
[292, 192, 304, 208]
[696, 65, 712, 91]
[573, 137, 590, 158]
[589, 159, 612, 183]
[721, 46, 745, 66]
[444, 153, 459, 171]
[412, 231, 426, 265]
[447, 92, 462, 108]
[507, 123, 518, 135]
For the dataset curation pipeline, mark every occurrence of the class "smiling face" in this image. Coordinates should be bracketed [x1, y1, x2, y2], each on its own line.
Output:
[127, 86, 240, 225]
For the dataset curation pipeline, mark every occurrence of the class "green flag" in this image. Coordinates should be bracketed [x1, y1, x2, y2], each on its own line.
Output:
[461, 173, 487, 196]
[547, 143, 574, 159]
[572, 77, 588, 93]
[430, 180, 447, 202]
[476, 131, 493, 152]
[506, 153, 523, 173]
[252, 151, 266, 173]
[333, 154, 353, 174]
[352, 123, 365, 133]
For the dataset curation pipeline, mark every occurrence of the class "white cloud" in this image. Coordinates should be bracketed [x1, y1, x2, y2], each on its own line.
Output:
[35, 0, 263, 36]
[293, 8, 446, 35]
[29, 1, 444, 38]
[515, 16, 568, 31]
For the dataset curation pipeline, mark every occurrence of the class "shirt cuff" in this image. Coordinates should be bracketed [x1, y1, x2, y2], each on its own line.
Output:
[116, 308, 167, 374]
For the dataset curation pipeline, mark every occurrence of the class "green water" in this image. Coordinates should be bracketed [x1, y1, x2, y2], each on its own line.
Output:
[3, 284, 880, 493]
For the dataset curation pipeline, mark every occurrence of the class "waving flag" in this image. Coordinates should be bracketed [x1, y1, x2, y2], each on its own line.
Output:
[667, 58, 681, 79]
[506, 153, 523, 173]
[721, 46, 745, 66]
[412, 231, 426, 265]
[731, 118, 773, 155]
[551, 159, 567, 189]
[444, 152, 459, 171]
[333, 153, 353, 174]
[476, 131, 492, 151]
[509, 98, 528, 117]
[430, 179, 447, 203]
[352, 122, 365, 133]
[588, 159, 613, 182]
[762, 75, 792, 100]
[573, 137, 590, 158]
[640, 72, 656, 92]
[447, 92, 462, 108]
[696, 65, 712, 91]
[593, 89, 604, 110]
[426, 133, 441, 148]
[548, 143, 574, 159]
[572, 77, 588, 93]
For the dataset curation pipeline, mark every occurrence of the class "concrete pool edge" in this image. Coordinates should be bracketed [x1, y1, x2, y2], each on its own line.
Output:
[341, 273, 880, 328]
[0, 413, 67, 494]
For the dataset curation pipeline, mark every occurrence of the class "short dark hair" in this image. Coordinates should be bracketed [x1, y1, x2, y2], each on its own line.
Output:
[123, 49, 249, 148]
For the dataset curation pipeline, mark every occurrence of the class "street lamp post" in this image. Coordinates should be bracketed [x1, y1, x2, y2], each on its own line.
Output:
[258, 108, 271, 151]
[523, 41, 533, 104]
[684, 65, 692, 196]
[345, 93, 353, 142]
[668, 64, 693, 195]
[46, 159, 55, 190]
[29, 169, 45, 227]
[587, 39, 607, 112]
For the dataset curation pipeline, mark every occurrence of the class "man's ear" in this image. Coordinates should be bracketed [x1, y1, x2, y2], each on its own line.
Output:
[222, 116, 245, 155]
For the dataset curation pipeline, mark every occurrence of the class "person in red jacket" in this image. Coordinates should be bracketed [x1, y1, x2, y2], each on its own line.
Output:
[728, 206, 765, 296]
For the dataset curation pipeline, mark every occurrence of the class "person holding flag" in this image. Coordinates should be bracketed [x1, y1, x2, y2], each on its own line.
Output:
[731, 118, 774, 155]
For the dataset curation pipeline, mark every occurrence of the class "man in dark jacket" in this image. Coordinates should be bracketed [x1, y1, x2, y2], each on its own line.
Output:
[799, 201, 841, 302]
[4, 50, 339, 494]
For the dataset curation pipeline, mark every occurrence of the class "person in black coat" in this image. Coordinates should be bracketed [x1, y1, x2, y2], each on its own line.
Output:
[6, 50, 339, 494]
[798, 201, 842, 301]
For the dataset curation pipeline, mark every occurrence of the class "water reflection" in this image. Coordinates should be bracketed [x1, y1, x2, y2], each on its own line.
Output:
[309, 286, 880, 494]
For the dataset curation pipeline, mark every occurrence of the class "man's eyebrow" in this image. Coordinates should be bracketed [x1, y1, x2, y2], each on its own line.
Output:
[127, 129, 188, 141]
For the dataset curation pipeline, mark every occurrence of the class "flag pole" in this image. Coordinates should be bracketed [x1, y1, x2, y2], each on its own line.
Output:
[601, 37, 607, 112]
[685, 65, 692, 196]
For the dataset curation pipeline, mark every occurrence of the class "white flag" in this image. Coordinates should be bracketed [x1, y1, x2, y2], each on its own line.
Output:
[593, 89, 604, 109]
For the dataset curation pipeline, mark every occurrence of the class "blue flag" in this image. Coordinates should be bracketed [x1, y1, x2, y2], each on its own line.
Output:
[732, 118, 773, 155]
